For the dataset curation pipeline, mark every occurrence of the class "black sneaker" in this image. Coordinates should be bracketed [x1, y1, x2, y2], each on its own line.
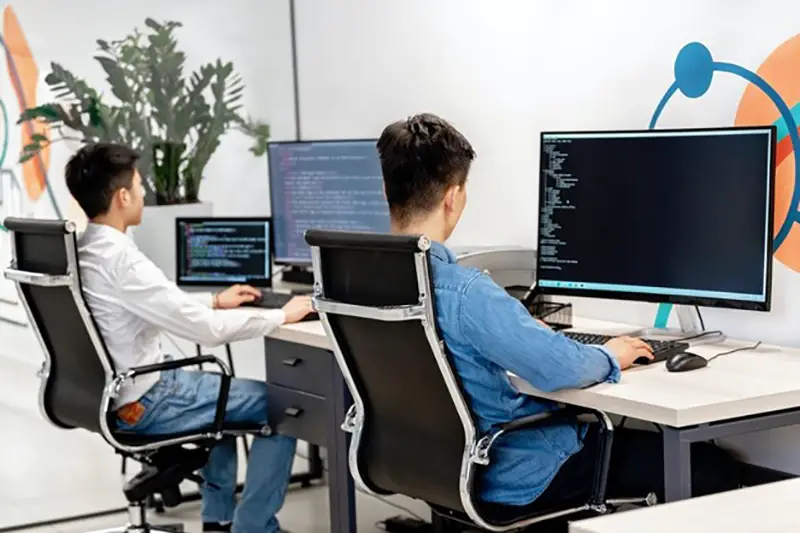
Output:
[202, 523, 231, 533]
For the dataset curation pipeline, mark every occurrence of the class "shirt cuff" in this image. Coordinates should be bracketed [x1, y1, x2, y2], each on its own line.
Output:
[595, 345, 622, 383]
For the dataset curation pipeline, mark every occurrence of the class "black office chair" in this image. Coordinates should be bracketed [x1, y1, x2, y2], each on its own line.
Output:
[2, 217, 268, 533]
[304, 230, 656, 532]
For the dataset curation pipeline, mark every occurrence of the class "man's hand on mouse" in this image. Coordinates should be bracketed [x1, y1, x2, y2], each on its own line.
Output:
[215, 284, 261, 309]
[282, 295, 314, 324]
[603, 336, 654, 370]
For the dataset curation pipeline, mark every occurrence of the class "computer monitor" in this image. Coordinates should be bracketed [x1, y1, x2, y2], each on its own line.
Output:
[176, 217, 273, 288]
[268, 139, 391, 265]
[536, 126, 775, 311]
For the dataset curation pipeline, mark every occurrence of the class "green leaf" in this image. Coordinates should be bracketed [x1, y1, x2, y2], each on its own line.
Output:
[30, 133, 48, 143]
[22, 142, 41, 152]
[94, 55, 134, 103]
[19, 152, 36, 163]
[17, 104, 61, 124]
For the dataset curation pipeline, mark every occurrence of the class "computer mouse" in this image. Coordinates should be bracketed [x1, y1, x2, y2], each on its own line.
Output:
[666, 351, 708, 373]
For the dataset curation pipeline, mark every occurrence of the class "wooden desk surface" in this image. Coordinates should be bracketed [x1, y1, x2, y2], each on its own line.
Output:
[570, 479, 800, 533]
[270, 317, 800, 427]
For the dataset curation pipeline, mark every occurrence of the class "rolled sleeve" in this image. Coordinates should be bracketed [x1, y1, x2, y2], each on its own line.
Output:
[594, 345, 622, 383]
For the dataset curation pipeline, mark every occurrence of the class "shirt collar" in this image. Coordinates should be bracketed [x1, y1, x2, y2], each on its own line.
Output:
[85, 222, 131, 244]
[429, 240, 457, 264]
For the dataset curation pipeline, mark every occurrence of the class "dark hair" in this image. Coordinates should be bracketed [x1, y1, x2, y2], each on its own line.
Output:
[65, 143, 140, 218]
[377, 113, 475, 225]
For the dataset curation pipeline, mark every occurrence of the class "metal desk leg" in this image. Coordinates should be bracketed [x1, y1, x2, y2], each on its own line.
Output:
[328, 365, 356, 533]
[662, 427, 692, 502]
[305, 444, 324, 486]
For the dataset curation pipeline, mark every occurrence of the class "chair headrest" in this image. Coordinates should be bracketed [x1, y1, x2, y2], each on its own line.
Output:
[3, 217, 76, 235]
[304, 229, 430, 253]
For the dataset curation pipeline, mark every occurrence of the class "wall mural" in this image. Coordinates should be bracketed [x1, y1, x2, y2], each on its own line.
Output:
[650, 37, 800, 327]
[0, 5, 57, 318]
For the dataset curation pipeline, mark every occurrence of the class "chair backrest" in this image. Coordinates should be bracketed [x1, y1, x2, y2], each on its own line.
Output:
[305, 230, 477, 513]
[3, 217, 113, 433]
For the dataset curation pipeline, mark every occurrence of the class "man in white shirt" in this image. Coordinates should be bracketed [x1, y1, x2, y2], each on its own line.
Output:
[66, 143, 312, 533]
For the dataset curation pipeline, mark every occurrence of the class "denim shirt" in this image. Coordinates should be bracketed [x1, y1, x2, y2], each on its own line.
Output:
[429, 242, 621, 506]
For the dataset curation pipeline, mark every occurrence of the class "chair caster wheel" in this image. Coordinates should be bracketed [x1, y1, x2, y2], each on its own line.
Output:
[148, 494, 166, 514]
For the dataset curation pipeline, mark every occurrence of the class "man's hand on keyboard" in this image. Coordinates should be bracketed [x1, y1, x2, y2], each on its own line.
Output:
[215, 284, 261, 309]
[283, 296, 314, 324]
[603, 336, 654, 370]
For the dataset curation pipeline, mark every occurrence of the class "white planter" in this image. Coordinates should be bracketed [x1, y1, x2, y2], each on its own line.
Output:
[130, 202, 213, 280]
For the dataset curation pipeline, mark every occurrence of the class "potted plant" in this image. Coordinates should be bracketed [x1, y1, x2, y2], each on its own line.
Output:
[17, 18, 270, 275]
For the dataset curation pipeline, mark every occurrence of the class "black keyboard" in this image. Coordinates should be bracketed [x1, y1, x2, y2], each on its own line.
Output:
[243, 291, 319, 321]
[563, 331, 688, 365]
[253, 291, 294, 309]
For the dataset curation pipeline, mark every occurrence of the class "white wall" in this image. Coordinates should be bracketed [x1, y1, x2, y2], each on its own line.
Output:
[293, 0, 800, 343]
[292, 0, 800, 471]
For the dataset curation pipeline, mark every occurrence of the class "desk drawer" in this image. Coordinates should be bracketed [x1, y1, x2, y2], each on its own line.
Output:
[265, 339, 334, 396]
[267, 385, 327, 445]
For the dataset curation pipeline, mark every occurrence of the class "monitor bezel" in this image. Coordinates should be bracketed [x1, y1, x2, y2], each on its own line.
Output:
[174, 216, 275, 288]
[535, 125, 777, 312]
[267, 138, 380, 266]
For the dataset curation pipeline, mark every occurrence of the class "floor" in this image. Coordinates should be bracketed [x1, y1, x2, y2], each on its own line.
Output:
[0, 354, 429, 532]
[7, 488, 431, 533]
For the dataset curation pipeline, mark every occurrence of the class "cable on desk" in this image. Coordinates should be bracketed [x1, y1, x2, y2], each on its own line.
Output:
[706, 341, 762, 364]
[675, 330, 723, 343]
[694, 306, 706, 331]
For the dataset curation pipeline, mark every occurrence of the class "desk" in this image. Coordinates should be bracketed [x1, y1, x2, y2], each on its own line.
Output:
[272, 318, 800, 516]
[569, 478, 800, 532]
[264, 322, 355, 533]
[509, 317, 800, 502]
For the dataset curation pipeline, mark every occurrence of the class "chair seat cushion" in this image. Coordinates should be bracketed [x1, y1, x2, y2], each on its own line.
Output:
[112, 422, 267, 446]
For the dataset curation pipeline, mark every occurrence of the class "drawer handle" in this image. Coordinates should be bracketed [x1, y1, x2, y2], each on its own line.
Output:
[282, 358, 302, 367]
[284, 407, 303, 418]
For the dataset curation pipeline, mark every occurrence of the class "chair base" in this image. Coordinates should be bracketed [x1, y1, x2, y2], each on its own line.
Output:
[85, 526, 183, 533]
[79, 502, 184, 533]
[432, 493, 656, 532]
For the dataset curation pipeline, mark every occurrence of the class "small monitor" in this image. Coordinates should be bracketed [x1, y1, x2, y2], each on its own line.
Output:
[268, 139, 391, 265]
[536, 126, 775, 311]
[176, 217, 273, 288]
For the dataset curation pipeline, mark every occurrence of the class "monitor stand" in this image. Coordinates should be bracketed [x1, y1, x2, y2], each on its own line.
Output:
[629, 305, 724, 346]
[281, 266, 315, 286]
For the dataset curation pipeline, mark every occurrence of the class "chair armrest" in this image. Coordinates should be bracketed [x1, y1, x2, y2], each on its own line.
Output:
[116, 355, 233, 436]
[473, 405, 614, 508]
[127, 355, 221, 377]
[472, 411, 565, 466]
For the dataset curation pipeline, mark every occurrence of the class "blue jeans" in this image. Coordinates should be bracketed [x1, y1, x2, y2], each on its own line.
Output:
[117, 369, 296, 533]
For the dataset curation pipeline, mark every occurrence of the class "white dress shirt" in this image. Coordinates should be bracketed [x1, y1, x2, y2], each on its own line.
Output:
[77, 223, 286, 406]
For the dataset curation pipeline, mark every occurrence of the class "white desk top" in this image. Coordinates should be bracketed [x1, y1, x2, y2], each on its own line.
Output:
[510, 317, 800, 427]
[270, 320, 331, 350]
[269, 317, 800, 428]
[570, 478, 800, 533]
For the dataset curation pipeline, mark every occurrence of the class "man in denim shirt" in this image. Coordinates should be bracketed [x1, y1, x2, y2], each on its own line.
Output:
[376, 113, 739, 509]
